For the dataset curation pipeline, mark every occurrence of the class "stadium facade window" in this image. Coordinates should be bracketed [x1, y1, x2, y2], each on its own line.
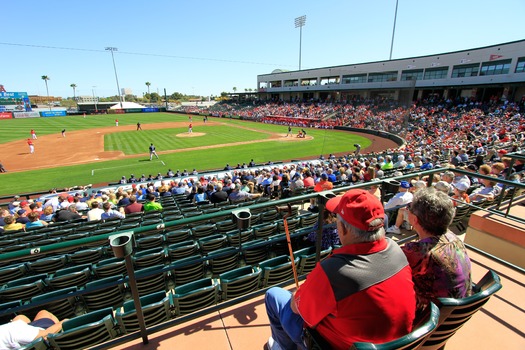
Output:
[284, 80, 299, 87]
[342, 74, 367, 84]
[320, 77, 340, 85]
[269, 81, 282, 88]
[300, 78, 318, 86]
[423, 67, 449, 80]
[480, 59, 511, 76]
[401, 69, 424, 81]
[515, 57, 525, 73]
[368, 72, 398, 83]
[452, 63, 480, 78]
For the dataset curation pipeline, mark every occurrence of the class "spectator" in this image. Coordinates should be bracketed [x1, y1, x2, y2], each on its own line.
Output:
[25, 212, 48, 229]
[264, 189, 415, 350]
[469, 175, 499, 202]
[451, 182, 471, 206]
[15, 209, 30, 225]
[53, 204, 83, 222]
[402, 187, 472, 310]
[87, 202, 104, 222]
[385, 181, 414, 234]
[305, 210, 339, 249]
[143, 193, 163, 212]
[39, 206, 55, 222]
[124, 195, 143, 214]
[210, 183, 229, 203]
[229, 183, 262, 203]
[192, 186, 208, 204]
[100, 202, 125, 220]
[3, 215, 25, 231]
[0, 310, 67, 349]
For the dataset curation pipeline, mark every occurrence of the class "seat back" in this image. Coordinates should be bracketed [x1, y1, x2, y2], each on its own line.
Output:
[169, 255, 207, 287]
[30, 287, 78, 320]
[116, 291, 172, 334]
[207, 247, 240, 275]
[258, 255, 299, 288]
[350, 303, 440, 350]
[0, 274, 47, 303]
[167, 240, 200, 262]
[172, 278, 219, 316]
[92, 257, 127, 278]
[294, 246, 332, 275]
[420, 270, 502, 350]
[219, 265, 262, 301]
[81, 275, 126, 312]
[47, 307, 118, 350]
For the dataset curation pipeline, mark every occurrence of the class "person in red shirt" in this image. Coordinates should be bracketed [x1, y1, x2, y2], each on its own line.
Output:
[27, 139, 35, 154]
[115, 119, 119, 127]
[188, 123, 193, 133]
[265, 189, 416, 350]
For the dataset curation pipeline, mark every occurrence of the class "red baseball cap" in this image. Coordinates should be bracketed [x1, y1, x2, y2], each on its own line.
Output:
[326, 189, 385, 231]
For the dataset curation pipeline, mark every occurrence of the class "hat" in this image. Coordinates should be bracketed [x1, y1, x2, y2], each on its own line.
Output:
[321, 173, 328, 180]
[12, 201, 20, 207]
[434, 181, 451, 193]
[400, 181, 411, 189]
[326, 189, 385, 232]
[17, 209, 26, 216]
[467, 164, 478, 171]
[453, 182, 470, 192]
[412, 180, 427, 189]
[20, 201, 28, 207]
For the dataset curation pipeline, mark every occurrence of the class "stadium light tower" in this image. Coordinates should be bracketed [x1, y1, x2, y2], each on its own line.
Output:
[295, 15, 306, 70]
[389, 0, 399, 60]
[105, 47, 123, 108]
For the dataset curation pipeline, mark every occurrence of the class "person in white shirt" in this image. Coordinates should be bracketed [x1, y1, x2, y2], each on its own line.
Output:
[385, 181, 414, 234]
[87, 201, 104, 221]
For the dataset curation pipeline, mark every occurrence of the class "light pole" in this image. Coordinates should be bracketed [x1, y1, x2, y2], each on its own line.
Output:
[92, 86, 98, 113]
[389, 0, 399, 60]
[105, 47, 123, 108]
[294, 15, 306, 71]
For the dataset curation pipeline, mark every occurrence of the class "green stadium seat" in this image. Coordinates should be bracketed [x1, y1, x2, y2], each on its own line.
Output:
[116, 290, 173, 334]
[47, 307, 119, 350]
[172, 278, 219, 316]
[219, 265, 262, 301]
[420, 270, 503, 350]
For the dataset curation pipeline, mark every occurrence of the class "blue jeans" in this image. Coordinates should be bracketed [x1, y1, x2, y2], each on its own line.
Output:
[265, 287, 306, 350]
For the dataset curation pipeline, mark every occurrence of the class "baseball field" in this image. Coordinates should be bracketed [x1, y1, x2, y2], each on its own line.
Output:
[0, 112, 397, 196]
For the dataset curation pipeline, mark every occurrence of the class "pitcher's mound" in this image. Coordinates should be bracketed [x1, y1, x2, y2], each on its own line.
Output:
[176, 132, 205, 138]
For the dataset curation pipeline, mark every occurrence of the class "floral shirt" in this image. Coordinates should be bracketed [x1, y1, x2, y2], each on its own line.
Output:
[402, 231, 472, 310]
[307, 223, 340, 249]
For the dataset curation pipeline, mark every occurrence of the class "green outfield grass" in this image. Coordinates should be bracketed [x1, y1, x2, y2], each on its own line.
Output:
[0, 113, 370, 196]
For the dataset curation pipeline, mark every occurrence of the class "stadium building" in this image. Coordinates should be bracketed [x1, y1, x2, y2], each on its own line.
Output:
[257, 39, 525, 105]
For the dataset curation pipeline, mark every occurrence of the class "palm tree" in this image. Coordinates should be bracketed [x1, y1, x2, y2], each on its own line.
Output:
[42, 75, 50, 110]
[70, 83, 77, 101]
[145, 82, 151, 94]
[233, 87, 237, 93]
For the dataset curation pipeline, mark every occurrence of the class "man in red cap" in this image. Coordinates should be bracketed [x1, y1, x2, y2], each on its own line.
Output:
[264, 189, 415, 350]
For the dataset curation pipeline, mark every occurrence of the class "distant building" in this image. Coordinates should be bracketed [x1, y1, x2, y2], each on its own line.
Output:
[257, 39, 525, 104]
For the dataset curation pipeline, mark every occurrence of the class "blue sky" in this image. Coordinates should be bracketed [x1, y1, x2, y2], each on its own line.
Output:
[1, 0, 524, 99]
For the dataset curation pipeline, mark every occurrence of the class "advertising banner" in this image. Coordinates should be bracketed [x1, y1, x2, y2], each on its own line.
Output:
[13, 111, 40, 119]
[114, 109, 125, 114]
[0, 92, 28, 99]
[125, 108, 142, 113]
[142, 108, 159, 113]
[0, 112, 13, 119]
[41, 111, 67, 117]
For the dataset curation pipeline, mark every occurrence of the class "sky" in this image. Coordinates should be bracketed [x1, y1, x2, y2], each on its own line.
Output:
[1, 0, 524, 99]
